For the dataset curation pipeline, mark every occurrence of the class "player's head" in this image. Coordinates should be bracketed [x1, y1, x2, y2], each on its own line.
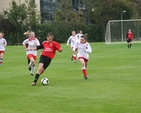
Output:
[80, 35, 87, 43]
[29, 31, 35, 39]
[79, 30, 82, 34]
[0, 32, 4, 39]
[72, 31, 76, 36]
[47, 32, 54, 42]
[129, 29, 131, 32]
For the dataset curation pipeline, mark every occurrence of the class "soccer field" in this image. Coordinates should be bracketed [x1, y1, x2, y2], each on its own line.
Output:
[0, 42, 141, 113]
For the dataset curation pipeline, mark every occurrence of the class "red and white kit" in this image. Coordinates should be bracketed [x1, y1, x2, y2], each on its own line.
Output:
[67, 35, 77, 48]
[73, 41, 92, 60]
[76, 33, 83, 42]
[0, 38, 7, 52]
[23, 38, 40, 57]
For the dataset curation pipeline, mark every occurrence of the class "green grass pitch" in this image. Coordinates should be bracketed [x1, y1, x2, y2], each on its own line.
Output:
[0, 42, 141, 113]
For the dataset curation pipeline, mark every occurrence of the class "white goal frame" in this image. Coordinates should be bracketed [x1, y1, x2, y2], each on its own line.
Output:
[105, 19, 141, 44]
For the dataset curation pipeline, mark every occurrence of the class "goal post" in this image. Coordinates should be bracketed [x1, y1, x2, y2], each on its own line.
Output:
[105, 19, 141, 44]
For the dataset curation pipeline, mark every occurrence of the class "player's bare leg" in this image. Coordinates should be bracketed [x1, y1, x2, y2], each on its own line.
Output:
[29, 57, 36, 76]
[85, 62, 88, 69]
[0, 53, 4, 65]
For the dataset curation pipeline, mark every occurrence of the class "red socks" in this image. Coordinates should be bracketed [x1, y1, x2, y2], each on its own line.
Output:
[72, 55, 76, 62]
[82, 68, 87, 77]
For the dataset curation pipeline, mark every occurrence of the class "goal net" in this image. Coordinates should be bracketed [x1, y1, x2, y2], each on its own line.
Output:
[105, 19, 141, 44]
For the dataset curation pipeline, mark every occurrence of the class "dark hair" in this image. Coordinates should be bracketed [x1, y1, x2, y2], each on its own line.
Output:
[47, 32, 54, 37]
[81, 34, 88, 40]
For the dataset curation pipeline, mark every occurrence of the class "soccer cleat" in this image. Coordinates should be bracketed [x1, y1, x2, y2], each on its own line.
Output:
[84, 76, 88, 80]
[28, 67, 31, 71]
[30, 73, 34, 76]
[31, 82, 36, 86]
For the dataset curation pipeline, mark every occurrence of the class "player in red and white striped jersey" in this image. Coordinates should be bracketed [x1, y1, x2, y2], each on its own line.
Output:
[0, 32, 7, 65]
[31, 32, 62, 86]
[23, 31, 40, 76]
[67, 31, 77, 63]
[73, 34, 92, 80]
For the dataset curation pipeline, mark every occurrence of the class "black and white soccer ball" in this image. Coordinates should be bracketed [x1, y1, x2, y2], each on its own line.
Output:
[41, 78, 49, 85]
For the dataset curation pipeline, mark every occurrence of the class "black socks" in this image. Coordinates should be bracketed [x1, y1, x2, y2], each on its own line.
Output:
[34, 74, 40, 82]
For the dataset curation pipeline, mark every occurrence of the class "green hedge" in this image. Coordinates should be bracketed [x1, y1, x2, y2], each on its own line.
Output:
[0, 21, 103, 45]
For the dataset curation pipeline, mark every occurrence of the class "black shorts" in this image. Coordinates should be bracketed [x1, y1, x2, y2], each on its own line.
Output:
[127, 39, 132, 43]
[39, 55, 52, 69]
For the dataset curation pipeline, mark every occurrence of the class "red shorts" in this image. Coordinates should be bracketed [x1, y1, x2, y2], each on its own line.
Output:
[27, 54, 36, 60]
[0, 51, 5, 54]
[78, 57, 88, 62]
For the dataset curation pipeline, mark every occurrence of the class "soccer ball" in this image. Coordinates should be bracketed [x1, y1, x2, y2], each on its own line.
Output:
[41, 78, 49, 85]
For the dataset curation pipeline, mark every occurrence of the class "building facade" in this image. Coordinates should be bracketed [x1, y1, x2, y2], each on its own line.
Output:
[0, 0, 83, 22]
[0, 0, 40, 13]
[40, 0, 56, 22]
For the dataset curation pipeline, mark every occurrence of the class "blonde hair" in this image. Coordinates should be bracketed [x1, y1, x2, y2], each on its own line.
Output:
[23, 31, 30, 36]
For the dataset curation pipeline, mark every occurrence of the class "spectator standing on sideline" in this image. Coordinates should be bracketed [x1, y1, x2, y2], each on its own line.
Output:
[0, 32, 7, 65]
[126, 29, 133, 49]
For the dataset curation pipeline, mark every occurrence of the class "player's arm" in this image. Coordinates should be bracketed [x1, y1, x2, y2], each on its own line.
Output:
[67, 37, 71, 46]
[35, 38, 40, 46]
[85, 43, 92, 53]
[132, 33, 134, 39]
[126, 33, 128, 40]
[54, 42, 62, 52]
[36, 44, 43, 50]
[31, 39, 41, 51]
[58, 48, 63, 52]
[4, 39, 7, 46]
[22, 39, 28, 51]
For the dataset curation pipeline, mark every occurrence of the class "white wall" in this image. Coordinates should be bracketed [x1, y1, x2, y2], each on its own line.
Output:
[0, 0, 40, 13]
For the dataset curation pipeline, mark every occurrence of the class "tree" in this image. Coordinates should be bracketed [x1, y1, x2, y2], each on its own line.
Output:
[4, 0, 27, 44]
[24, 0, 41, 31]
[56, 0, 74, 26]
[83, 0, 134, 41]
[3, 0, 41, 44]
[130, 0, 141, 18]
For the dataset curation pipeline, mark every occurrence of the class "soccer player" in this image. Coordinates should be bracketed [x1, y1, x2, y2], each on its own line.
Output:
[67, 31, 77, 63]
[126, 29, 133, 49]
[76, 30, 83, 42]
[73, 34, 92, 80]
[23, 31, 40, 76]
[0, 32, 7, 65]
[31, 32, 62, 86]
